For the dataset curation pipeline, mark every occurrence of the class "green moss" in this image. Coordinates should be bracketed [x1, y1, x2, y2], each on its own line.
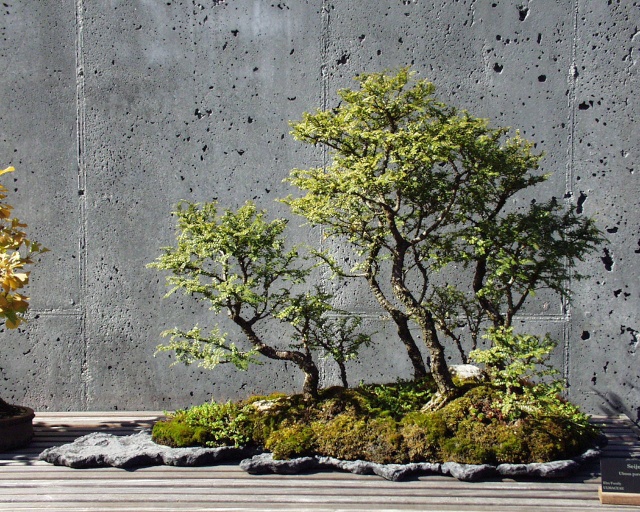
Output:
[265, 423, 316, 459]
[152, 420, 200, 448]
[152, 400, 253, 448]
[400, 411, 448, 462]
[152, 382, 599, 465]
[312, 413, 404, 464]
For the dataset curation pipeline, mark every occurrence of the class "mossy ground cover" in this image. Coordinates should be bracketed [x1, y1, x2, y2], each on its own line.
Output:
[152, 378, 599, 466]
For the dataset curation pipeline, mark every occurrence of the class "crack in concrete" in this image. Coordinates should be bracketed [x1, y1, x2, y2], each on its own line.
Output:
[75, 0, 89, 411]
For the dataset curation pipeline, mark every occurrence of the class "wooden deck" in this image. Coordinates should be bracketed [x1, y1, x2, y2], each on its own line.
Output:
[0, 412, 638, 511]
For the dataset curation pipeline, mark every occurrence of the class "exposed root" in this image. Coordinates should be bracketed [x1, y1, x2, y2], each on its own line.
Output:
[421, 389, 458, 412]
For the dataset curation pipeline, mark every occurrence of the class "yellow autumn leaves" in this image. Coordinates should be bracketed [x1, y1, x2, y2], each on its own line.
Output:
[0, 166, 46, 329]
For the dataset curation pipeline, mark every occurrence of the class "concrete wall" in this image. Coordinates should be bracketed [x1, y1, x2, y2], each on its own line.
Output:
[0, 0, 637, 418]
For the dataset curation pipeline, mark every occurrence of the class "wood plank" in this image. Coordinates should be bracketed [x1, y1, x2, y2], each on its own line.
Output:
[0, 412, 638, 511]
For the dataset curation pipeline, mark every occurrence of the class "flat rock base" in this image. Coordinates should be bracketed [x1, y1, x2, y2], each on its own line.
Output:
[40, 431, 261, 469]
[39, 431, 601, 481]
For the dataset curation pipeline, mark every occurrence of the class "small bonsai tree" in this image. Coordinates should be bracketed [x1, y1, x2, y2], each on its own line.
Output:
[0, 166, 47, 414]
[274, 286, 371, 388]
[469, 327, 597, 441]
[284, 68, 603, 408]
[149, 200, 370, 400]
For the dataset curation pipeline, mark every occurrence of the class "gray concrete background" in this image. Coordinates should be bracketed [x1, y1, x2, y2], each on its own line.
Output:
[0, 0, 637, 418]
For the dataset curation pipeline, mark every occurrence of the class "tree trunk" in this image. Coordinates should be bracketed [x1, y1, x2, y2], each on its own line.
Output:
[301, 360, 320, 400]
[388, 241, 456, 409]
[233, 315, 320, 400]
[366, 266, 428, 380]
[337, 361, 349, 388]
[390, 310, 428, 380]
[417, 312, 457, 409]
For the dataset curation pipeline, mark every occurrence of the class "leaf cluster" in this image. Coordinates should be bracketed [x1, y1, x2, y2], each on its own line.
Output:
[0, 167, 47, 329]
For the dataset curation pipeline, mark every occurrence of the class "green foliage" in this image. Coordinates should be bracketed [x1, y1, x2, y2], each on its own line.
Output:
[0, 166, 47, 330]
[358, 378, 434, 418]
[156, 325, 259, 370]
[273, 286, 372, 388]
[470, 327, 559, 390]
[283, 67, 604, 404]
[149, 200, 298, 370]
[149, 200, 371, 399]
[152, 400, 253, 448]
[469, 327, 596, 434]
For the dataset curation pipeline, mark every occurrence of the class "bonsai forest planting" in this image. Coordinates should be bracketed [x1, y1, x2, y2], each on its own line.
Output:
[149, 68, 605, 466]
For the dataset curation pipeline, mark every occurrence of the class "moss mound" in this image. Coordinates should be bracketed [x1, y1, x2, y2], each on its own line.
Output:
[152, 380, 599, 465]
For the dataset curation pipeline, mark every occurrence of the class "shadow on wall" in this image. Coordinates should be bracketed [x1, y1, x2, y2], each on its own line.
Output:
[594, 387, 640, 429]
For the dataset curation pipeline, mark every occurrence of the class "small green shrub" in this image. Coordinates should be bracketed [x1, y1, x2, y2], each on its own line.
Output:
[152, 401, 253, 448]
[358, 378, 434, 419]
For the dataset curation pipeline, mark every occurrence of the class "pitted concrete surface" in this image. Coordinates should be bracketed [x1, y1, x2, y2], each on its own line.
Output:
[0, 1, 637, 419]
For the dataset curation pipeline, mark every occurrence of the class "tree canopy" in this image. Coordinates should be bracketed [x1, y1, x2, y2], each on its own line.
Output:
[284, 68, 603, 407]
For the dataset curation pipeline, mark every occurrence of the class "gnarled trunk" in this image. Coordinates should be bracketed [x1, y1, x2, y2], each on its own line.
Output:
[233, 315, 320, 401]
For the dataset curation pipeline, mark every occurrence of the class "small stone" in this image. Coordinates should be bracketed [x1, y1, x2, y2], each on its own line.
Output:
[250, 399, 280, 413]
[240, 453, 319, 474]
[441, 462, 498, 481]
[450, 364, 486, 382]
[527, 460, 580, 478]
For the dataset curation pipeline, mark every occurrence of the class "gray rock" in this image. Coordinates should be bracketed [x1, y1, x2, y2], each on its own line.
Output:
[372, 462, 442, 481]
[441, 462, 498, 481]
[240, 453, 319, 474]
[573, 448, 602, 464]
[39, 431, 260, 469]
[242, 454, 442, 481]
[449, 364, 486, 382]
[497, 448, 601, 478]
[523, 460, 580, 478]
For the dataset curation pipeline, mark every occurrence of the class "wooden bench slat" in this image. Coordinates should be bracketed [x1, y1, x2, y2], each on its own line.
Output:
[0, 412, 638, 511]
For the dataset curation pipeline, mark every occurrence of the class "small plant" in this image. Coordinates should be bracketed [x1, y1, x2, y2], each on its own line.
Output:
[469, 327, 597, 437]
[274, 287, 372, 388]
[153, 400, 253, 448]
[0, 166, 47, 416]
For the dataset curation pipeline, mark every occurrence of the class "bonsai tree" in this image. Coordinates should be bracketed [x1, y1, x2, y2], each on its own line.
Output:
[0, 166, 47, 415]
[149, 200, 370, 400]
[274, 286, 371, 388]
[283, 68, 603, 408]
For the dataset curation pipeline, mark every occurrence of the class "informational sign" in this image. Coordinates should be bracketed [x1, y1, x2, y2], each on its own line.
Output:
[600, 457, 640, 506]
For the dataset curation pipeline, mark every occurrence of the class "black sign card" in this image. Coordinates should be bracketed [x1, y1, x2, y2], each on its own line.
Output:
[601, 457, 640, 494]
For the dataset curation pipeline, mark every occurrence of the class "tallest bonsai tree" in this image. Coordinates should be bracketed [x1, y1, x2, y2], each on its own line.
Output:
[284, 69, 602, 408]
